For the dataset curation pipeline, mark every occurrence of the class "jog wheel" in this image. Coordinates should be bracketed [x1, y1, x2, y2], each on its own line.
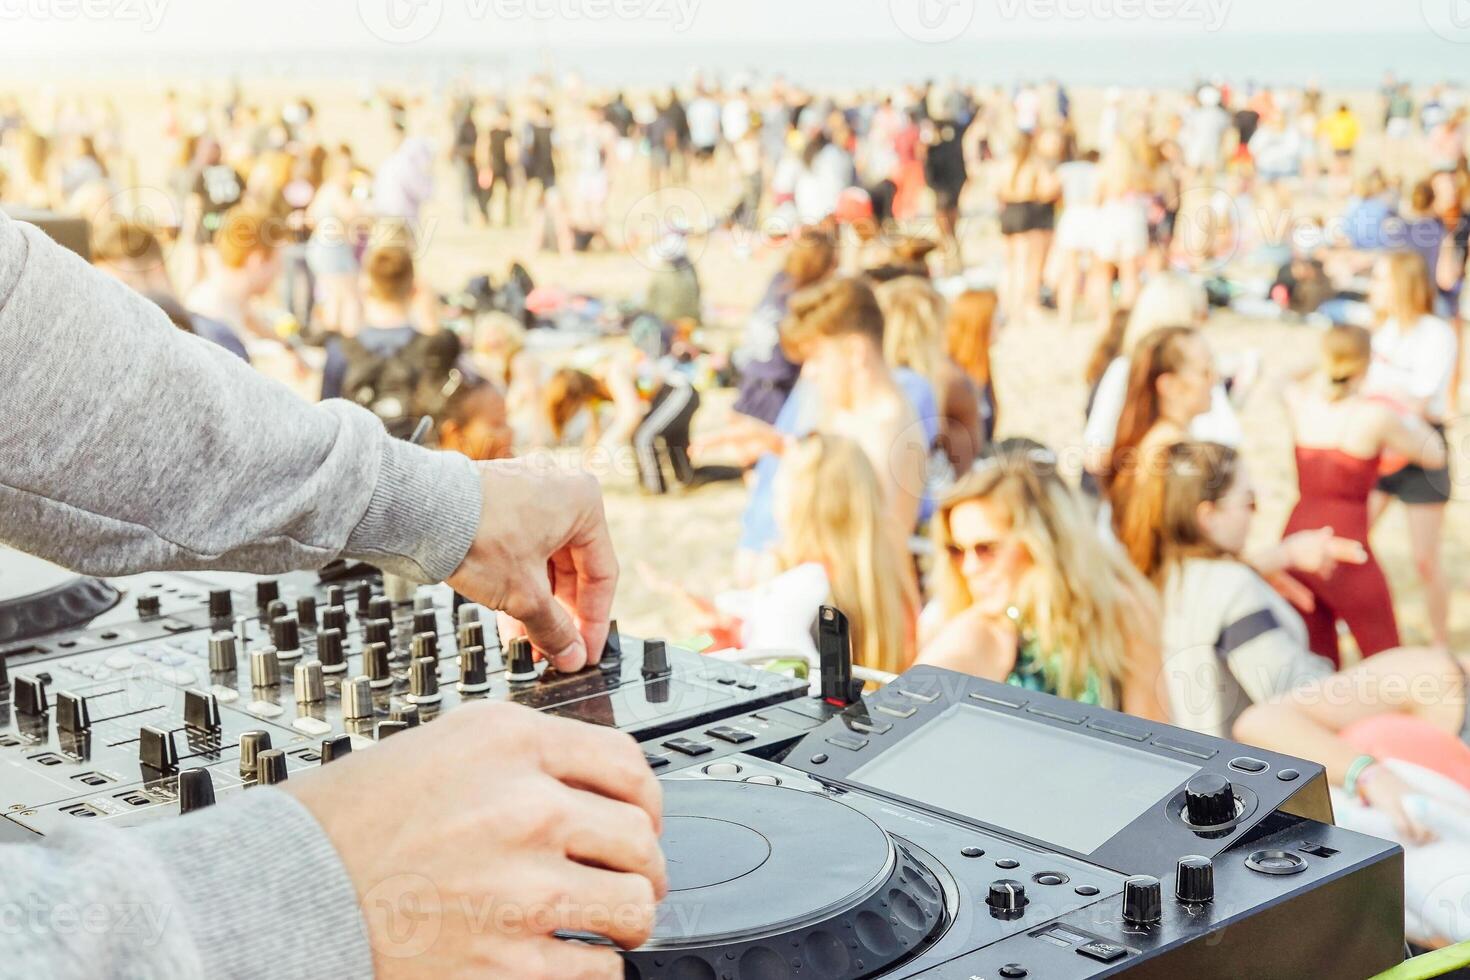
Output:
[621, 779, 947, 980]
[0, 549, 120, 645]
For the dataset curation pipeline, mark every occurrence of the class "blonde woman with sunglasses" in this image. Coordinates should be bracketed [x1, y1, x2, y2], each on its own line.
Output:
[917, 441, 1167, 720]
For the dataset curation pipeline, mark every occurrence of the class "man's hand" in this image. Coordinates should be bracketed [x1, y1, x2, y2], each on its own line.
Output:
[288, 702, 666, 979]
[447, 460, 617, 673]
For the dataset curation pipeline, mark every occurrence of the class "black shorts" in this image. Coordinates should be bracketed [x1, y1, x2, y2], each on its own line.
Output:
[693, 144, 717, 160]
[1376, 425, 1451, 505]
[999, 201, 1054, 235]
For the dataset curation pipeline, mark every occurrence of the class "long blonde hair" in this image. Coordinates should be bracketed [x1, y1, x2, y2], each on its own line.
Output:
[1373, 251, 1432, 328]
[775, 434, 918, 674]
[875, 276, 947, 400]
[933, 445, 1159, 706]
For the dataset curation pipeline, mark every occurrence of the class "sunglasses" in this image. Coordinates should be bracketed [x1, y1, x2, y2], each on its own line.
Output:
[946, 539, 1006, 563]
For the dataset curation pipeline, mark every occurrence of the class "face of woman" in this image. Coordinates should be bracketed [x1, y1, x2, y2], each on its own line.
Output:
[947, 497, 1033, 616]
[1161, 335, 1216, 422]
[1198, 466, 1255, 555]
[1367, 258, 1393, 314]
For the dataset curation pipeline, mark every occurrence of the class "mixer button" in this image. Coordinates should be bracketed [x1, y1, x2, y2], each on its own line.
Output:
[744, 775, 781, 785]
[999, 966, 1028, 978]
[104, 652, 138, 670]
[136, 594, 161, 618]
[292, 717, 332, 736]
[644, 753, 670, 770]
[1228, 756, 1268, 774]
[825, 734, 868, 751]
[1277, 768, 1300, 781]
[847, 718, 892, 735]
[995, 858, 1020, 869]
[896, 687, 938, 703]
[662, 738, 712, 757]
[875, 704, 917, 719]
[705, 726, 755, 744]
[1244, 849, 1307, 876]
[1077, 940, 1128, 963]
[1074, 885, 1100, 896]
[703, 762, 743, 777]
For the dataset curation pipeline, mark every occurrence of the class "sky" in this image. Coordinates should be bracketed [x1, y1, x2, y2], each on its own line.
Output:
[0, 0, 1448, 51]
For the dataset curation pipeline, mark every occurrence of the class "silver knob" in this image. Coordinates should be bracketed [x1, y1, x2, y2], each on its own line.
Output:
[208, 631, 238, 672]
[342, 676, 374, 720]
[294, 661, 325, 704]
[249, 647, 280, 687]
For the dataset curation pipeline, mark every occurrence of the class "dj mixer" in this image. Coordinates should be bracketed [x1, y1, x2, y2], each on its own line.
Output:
[0, 556, 1408, 977]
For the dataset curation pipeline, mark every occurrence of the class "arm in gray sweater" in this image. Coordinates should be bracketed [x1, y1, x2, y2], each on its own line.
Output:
[0, 210, 484, 977]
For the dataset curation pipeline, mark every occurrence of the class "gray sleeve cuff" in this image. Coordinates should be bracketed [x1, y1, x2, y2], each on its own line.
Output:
[344, 434, 482, 583]
[138, 787, 374, 980]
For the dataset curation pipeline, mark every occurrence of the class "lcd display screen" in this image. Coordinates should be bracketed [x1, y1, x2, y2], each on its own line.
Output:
[849, 705, 1199, 852]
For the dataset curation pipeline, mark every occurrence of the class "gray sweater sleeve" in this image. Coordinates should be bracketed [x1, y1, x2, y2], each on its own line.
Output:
[0, 788, 374, 979]
[0, 210, 482, 583]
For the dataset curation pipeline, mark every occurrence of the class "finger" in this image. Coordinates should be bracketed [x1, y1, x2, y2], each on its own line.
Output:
[512, 575, 588, 672]
[549, 864, 658, 949]
[569, 509, 618, 666]
[539, 719, 663, 831]
[507, 938, 624, 980]
[1330, 538, 1369, 564]
[563, 789, 668, 897]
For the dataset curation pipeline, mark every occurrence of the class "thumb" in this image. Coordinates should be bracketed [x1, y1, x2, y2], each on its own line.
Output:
[513, 578, 588, 673]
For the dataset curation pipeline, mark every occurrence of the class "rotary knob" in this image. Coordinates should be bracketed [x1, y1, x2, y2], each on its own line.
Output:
[270, 615, 303, 661]
[265, 599, 289, 624]
[296, 595, 319, 629]
[1184, 773, 1237, 827]
[294, 662, 325, 704]
[317, 627, 346, 673]
[506, 637, 537, 683]
[321, 733, 353, 764]
[208, 631, 238, 672]
[208, 588, 234, 623]
[255, 579, 280, 610]
[368, 596, 393, 623]
[602, 622, 623, 664]
[413, 593, 436, 613]
[321, 605, 348, 635]
[355, 583, 374, 618]
[458, 645, 490, 694]
[239, 731, 272, 777]
[363, 617, 392, 649]
[1176, 855, 1215, 904]
[458, 621, 485, 652]
[376, 720, 409, 740]
[363, 641, 393, 688]
[178, 768, 216, 814]
[412, 609, 437, 637]
[408, 657, 441, 704]
[456, 603, 482, 626]
[641, 638, 670, 680]
[342, 677, 374, 720]
[391, 704, 420, 728]
[410, 631, 438, 662]
[986, 879, 1028, 917]
[1123, 875, 1163, 926]
[256, 749, 288, 785]
[249, 647, 281, 688]
[136, 594, 161, 619]
[326, 585, 346, 610]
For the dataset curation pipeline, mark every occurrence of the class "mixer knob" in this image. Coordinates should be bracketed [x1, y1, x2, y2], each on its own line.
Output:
[641, 638, 671, 680]
[986, 879, 1028, 917]
[390, 704, 420, 728]
[249, 647, 281, 688]
[376, 720, 409, 740]
[354, 583, 374, 617]
[255, 579, 280, 610]
[363, 641, 393, 688]
[326, 585, 346, 610]
[412, 609, 437, 637]
[1175, 855, 1215, 904]
[208, 588, 234, 622]
[603, 622, 623, 663]
[456, 603, 482, 626]
[296, 595, 319, 629]
[270, 615, 303, 661]
[55, 691, 90, 733]
[256, 749, 288, 785]
[413, 592, 436, 614]
[183, 688, 222, 732]
[457, 621, 485, 652]
[178, 768, 216, 814]
[14, 675, 47, 715]
[208, 631, 238, 672]
[1123, 875, 1164, 925]
[1184, 773, 1237, 827]
[410, 631, 438, 662]
[136, 594, 161, 619]
[139, 725, 179, 773]
[321, 733, 353, 764]
[408, 657, 441, 704]
[505, 637, 537, 683]
[294, 662, 326, 704]
[342, 677, 374, 720]
[239, 731, 272, 777]
[368, 596, 394, 622]
[321, 605, 348, 635]
[458, 645, 490, 694]
[363, 617, 392, 649]
[265, 599, 289, 624]
[317, 627, 346, 673]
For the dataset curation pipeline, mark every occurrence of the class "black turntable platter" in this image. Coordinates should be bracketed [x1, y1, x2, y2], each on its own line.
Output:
[623, 780, 947, 980]
[0, 549, 120, 645]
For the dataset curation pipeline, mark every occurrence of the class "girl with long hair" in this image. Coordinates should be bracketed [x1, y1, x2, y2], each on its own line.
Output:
[946, 288, 1000, 460]
[918, 442, 1166, 718]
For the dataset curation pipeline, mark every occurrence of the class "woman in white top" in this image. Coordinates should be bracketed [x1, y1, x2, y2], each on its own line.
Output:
[1051, 147, 1099, 326]
[1367, 251, 1457, 650]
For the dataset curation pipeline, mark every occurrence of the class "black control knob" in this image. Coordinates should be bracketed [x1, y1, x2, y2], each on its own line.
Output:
[208, 631, 238, 673]
[641, 638, 671, 680]
[355, 583, 374, 617]
[408, 657, 441, 704]
[363, 641, 392, 688]
[256, 749, 288, 785]
[321, 733, 353, 764]
[456, 603, 482, 626]
[457, 621, 485, 652]
[249, 647, 280, 688]
[265, 599, 289, 624]
[1175, 855, 1215, 904]
[56, 691, 90, 733]
[326, 585, 346, 610]
[413, 593, 436, 613]
[1123, 875, 1163, 926]
[239, 730, 272, 777]
[140, 725, 179, 773]
[363, 617, 392, 649]
[342, 677, 374, 720]
[183, 688, 222, 733]
[391, 704, 420, 728]
[506, 637, 536, 682]
[368, 596, 394, 622]
[178, 767, 216, 814]
[317, 628, 346, 673]
[270, 615, 303, 661]
[410, 631, 438, 662]
[296, 595, 318, 629]
[986, 879, 1028, 916]
[458, 645, 490, 694]
[14, 675, 47, 715]
[412, 609, 437, 637]
[321, 605, 348, 635]
[603, 621, 623, 663]
[294, 662, 326, 704]
[255, 579, 280, 610]
[208, 588, 234, 622]
[1184, 773, 1237, 827]
[136, 594, 161, 618]
[376, 719, 409, 740]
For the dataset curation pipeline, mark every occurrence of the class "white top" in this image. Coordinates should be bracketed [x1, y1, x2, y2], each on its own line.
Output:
[1056, 160, 1098, 208]
[1367, 314, 1458, 421]
[1163, 559, 1333, 739]
[714, 562, 830, 665]
[687, 97, 722, 149]
[1083, 356, 1244, 452]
